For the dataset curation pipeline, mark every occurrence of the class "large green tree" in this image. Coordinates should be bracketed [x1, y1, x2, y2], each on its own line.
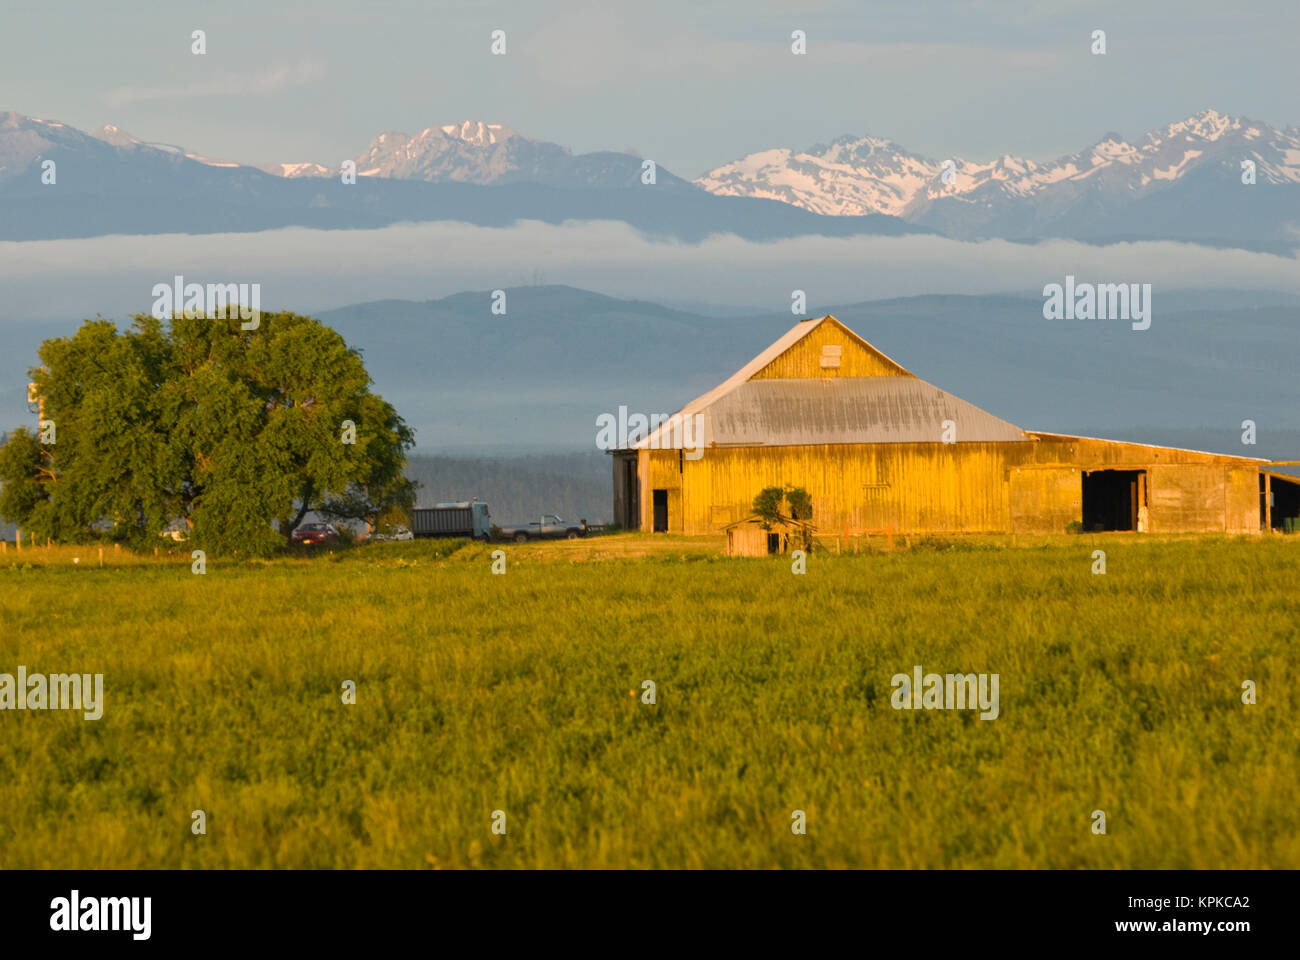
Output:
[0, 311, 414, 555]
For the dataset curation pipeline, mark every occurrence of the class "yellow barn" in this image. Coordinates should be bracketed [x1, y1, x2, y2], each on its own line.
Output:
[610, 314, 1293, 537]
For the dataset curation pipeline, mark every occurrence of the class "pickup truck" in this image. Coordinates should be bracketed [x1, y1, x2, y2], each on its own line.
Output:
[496, 514, 587, 543]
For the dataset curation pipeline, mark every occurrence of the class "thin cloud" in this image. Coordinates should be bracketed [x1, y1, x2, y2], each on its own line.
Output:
[102, 60, 325, 108]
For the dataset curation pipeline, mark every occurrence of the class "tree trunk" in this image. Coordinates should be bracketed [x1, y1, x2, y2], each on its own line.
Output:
[283, 482, 314, 540]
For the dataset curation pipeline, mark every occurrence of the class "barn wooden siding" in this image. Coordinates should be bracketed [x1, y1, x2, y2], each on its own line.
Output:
[636, 435, 1261, 536]
[1025, 436, 1260, 535]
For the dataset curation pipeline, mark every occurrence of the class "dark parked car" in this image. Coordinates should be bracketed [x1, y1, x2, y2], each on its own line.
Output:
[292, 522, 340, 545]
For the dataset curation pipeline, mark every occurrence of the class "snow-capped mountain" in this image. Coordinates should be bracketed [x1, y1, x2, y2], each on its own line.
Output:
[275, 120, 696, 191]
[0, 111, 104, 180]
[259, 161, 334, 178]
[0, 110, 919, 243]
[351, 121, 558, 181]
[696, 137, 939, 218]
[92, 124, 242, 169]
[0, 113, 255, 184]
[0, 111, 247, 185]
[696, 110, 1300, 237]
[1, 109, 1297, 250]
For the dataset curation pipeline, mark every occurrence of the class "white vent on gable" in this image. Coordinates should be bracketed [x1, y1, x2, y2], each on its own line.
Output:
[820, 344, 842, 368]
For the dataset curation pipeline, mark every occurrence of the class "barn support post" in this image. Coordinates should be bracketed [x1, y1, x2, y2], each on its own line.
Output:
[1265, 473, 1272, 532]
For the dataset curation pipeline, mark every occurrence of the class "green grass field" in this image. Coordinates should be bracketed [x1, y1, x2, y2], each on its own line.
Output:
[0, 533, 1296, 868]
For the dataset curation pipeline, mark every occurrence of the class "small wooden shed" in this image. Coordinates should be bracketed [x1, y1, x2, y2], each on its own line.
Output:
[724, 513, 814, 557]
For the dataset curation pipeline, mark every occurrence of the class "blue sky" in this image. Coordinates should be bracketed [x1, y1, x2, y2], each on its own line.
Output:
[4, 0, 1298, 176]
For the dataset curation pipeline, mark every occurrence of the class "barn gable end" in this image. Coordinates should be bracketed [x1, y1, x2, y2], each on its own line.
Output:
[749, 315, 912, 380]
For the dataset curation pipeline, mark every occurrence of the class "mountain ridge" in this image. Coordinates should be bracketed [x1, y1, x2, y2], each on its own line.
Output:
[698, 109, 1300, 217]
[0, 111, 925, 244]
[2, 109, 1298, 250]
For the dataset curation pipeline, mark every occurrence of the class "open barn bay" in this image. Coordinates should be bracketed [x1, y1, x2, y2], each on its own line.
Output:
[0, 535, 1295, 869]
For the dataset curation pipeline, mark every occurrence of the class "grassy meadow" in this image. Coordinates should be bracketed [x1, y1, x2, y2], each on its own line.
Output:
[0, 532, 1296, 868]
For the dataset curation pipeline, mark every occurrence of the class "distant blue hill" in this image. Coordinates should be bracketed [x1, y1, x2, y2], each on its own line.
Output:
[313, 284, 1300, 460]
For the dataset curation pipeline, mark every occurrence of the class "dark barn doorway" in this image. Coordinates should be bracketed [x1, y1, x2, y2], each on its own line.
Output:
[613, 453, 640, 529]
[1082, 469, 1145, 531]
[1263, 472, 1300, 531]
[652, 489, 668, 532]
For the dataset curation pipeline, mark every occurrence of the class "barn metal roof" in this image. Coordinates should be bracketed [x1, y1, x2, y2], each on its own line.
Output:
[1027, 431, 1269, 463]
[702, 377, 1028, 446]
[627, 315, 1294, 462]
[632, 315, 1027, 450]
